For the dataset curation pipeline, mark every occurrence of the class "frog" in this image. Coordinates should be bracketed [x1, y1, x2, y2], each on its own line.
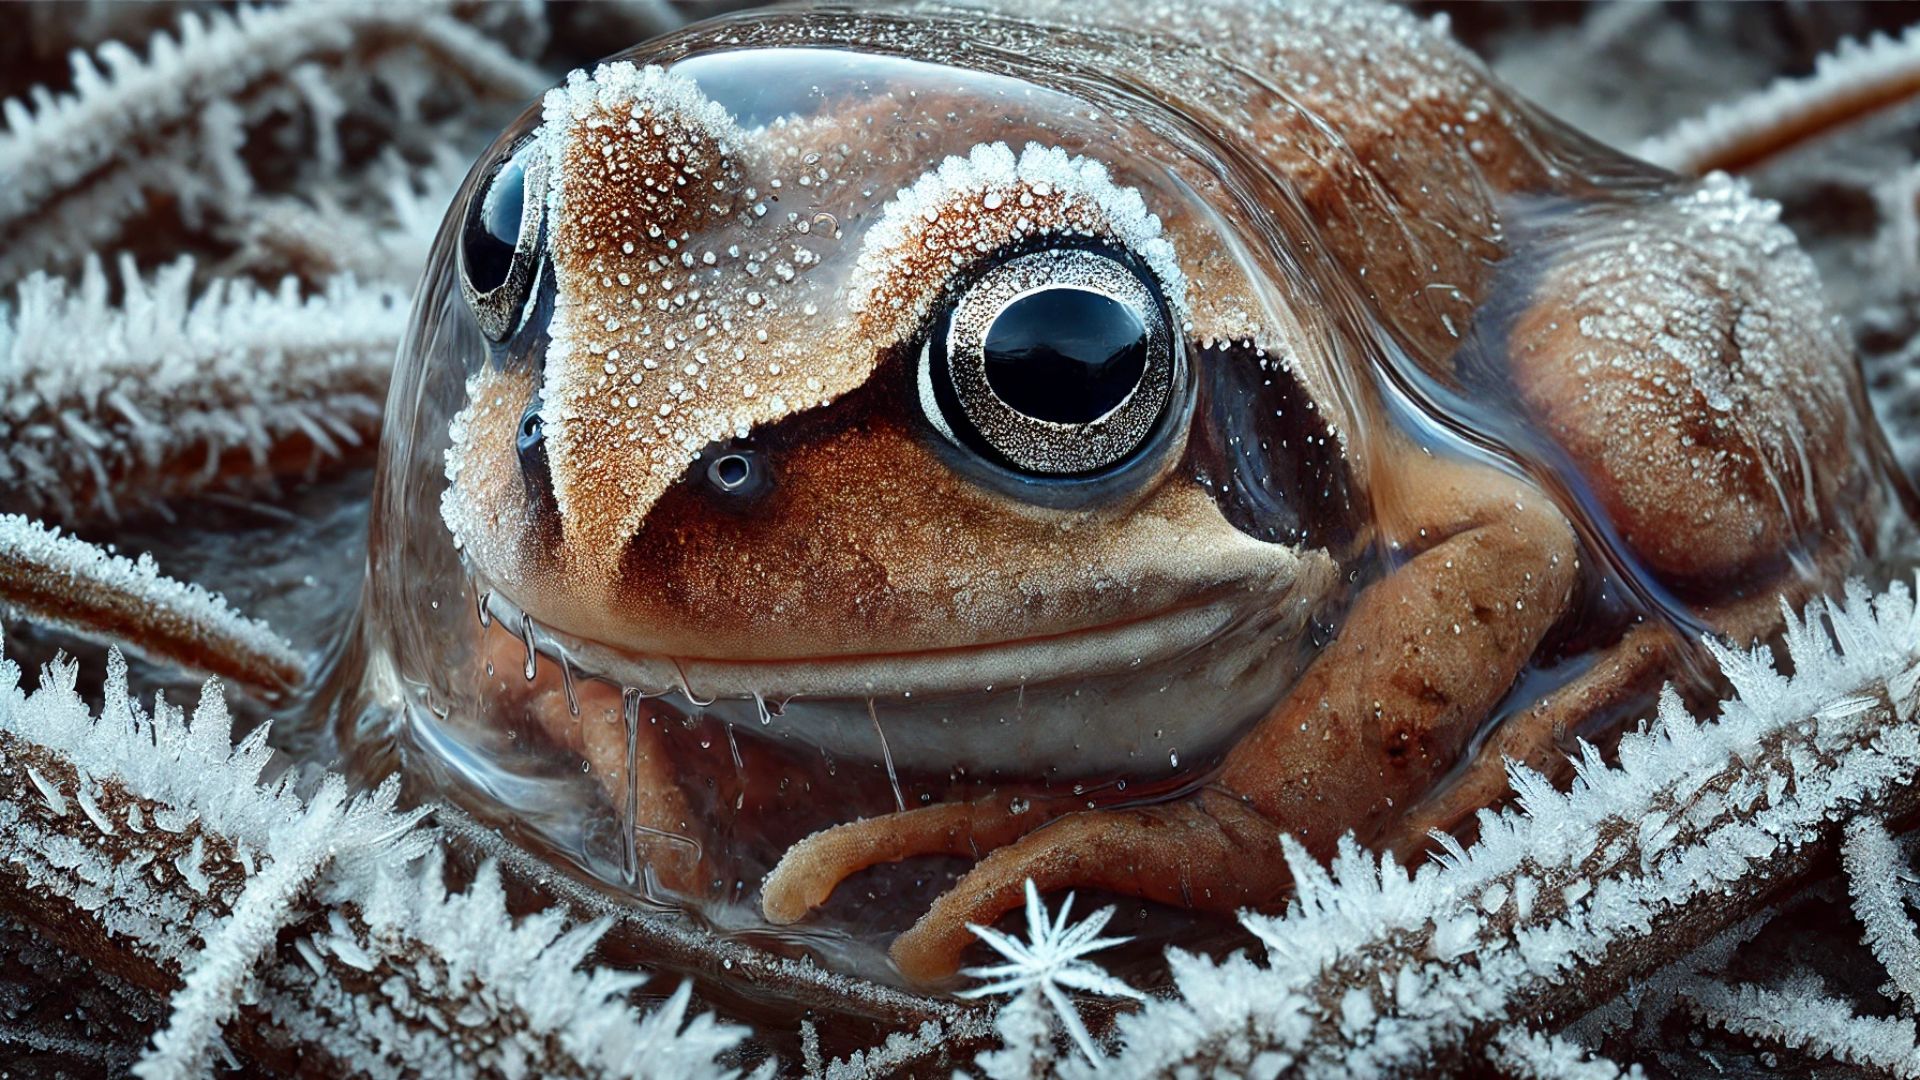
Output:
[423, 0, 1899, 985]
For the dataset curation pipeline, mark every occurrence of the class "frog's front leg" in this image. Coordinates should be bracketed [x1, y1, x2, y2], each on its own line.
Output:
[482, 624, 710, 893]
[764, 453, 1578, 982]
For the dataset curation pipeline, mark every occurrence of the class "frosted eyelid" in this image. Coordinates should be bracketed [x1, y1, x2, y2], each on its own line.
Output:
[848, 141, 1188, 348]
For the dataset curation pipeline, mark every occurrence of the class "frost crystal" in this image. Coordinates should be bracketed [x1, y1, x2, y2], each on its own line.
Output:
[958, 880, 1142, 1064]
[1488, 1029, 1644, 1080]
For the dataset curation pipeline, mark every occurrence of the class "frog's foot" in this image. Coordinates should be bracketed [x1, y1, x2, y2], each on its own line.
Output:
[885, 789, 1293, 984]
[490, 621, 711, 894]
[760, 787, 1288, 982]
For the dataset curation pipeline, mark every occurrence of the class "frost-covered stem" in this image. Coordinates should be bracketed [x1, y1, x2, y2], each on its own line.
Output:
[0, 3, 543, 225]
[135, 774, 428, 1079]
[0, 636, 748, 1079]
[811, 1017, 1001, 1080]
[432, 800, 996, 1071]
[1487, 1029, 1641, 1080]
[135, 817, 338, 1079]
[1845, 816, 1920, 1012]
[1639, 26, 1920, 174]
[1563, 904, 1780, 1050]
[0, 516, 303, 691]
[1, 258, 406, 523]
[222, 151, 465, 287]
[1683, 975, 1920, 1077]
[0, 4, 543, 284]
[0, 1025, 128, 1067]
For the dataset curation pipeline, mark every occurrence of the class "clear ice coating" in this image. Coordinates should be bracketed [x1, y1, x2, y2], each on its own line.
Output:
[329, 1, 1911, 987]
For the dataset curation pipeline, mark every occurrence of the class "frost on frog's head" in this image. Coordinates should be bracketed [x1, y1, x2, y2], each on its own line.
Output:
[848, 140, 1190, 346]
[444, 63, 1204, 564]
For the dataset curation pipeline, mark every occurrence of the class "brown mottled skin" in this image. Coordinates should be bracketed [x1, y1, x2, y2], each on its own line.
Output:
[446, 0, 1888, 983]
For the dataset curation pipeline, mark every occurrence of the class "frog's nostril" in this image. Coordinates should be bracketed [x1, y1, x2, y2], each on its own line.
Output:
[517, 410, 542, 453]
[700, 445, 773, 503]
[515, 395, 556, 511]
[711, 454, 751, 489]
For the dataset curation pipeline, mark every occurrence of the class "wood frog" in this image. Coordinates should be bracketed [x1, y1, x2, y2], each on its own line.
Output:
[425, 0, 1899, 984]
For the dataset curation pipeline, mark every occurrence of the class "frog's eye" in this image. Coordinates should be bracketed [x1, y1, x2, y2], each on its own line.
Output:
[459, 139, 548, 343]
[919, 248, 1179, 477]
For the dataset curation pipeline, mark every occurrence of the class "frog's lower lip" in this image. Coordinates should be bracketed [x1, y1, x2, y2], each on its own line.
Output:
[481, 582, 1284, 701]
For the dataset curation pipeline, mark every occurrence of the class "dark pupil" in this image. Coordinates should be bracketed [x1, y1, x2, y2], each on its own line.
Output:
[463, 159, 525, 294]
[982, 288, 1148, 424]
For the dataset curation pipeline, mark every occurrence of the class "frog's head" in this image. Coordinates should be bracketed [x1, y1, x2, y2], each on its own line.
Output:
[440, 51, 1366, 778]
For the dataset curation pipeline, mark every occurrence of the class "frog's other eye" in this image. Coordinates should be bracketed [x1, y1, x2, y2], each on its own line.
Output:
[919, 248, 1179, 477]
[460, 139, 548, 343]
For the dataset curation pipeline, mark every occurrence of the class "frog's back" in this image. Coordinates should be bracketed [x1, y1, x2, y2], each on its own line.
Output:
[793, 0, 1888, 587]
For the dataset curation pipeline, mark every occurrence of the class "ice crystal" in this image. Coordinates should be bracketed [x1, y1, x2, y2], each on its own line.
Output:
[957, 880, 1142, 1064]
[1487, 1029, 1644, 1080]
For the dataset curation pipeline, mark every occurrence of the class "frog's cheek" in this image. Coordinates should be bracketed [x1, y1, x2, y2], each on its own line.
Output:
[587, 416, 1301, 645]
[439, 365, 570, 606]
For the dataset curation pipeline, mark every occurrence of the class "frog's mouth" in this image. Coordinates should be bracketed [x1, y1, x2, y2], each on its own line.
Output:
[491, 582, 1245, 698]
[477, 554, 1338, 777]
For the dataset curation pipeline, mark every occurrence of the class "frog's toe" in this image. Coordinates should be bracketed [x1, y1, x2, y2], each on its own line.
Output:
[761, 794, 1060, 924]
[890, 790, 1294, 984]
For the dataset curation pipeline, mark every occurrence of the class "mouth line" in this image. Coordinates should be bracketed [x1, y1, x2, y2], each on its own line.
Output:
[479, 580, 1258, 702]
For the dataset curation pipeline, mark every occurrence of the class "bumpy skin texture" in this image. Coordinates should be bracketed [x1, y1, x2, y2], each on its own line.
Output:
[441, 0, 1889, 983]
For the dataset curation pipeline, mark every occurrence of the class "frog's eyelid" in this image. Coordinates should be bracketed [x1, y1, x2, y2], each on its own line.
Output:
[849, 141, 1187, 349]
